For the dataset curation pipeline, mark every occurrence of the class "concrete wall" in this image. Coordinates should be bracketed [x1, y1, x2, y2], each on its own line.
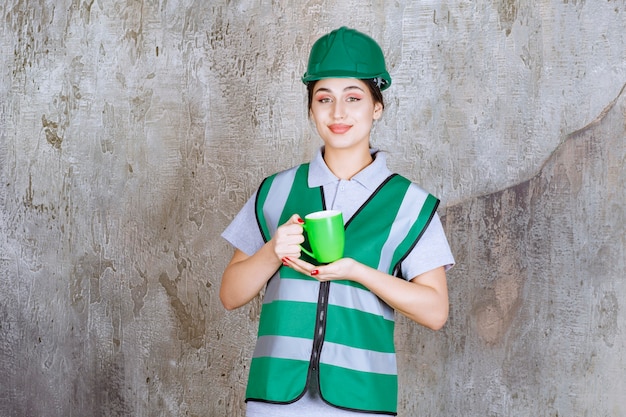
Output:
[1, 1, 624, 416]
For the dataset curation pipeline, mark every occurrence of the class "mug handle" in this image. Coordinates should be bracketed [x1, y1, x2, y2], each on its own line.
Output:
[299, 222, 316, 260]
[299, 245, 316, 260]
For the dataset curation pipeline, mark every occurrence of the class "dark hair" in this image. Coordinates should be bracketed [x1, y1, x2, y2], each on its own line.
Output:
[306, 79, 385, 113]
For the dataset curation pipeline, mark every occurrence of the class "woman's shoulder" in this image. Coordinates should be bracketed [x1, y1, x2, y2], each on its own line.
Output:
[389, 173, 436, 199]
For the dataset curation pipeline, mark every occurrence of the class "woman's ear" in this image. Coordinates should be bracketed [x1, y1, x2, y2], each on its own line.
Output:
[373, 102, 383, 120]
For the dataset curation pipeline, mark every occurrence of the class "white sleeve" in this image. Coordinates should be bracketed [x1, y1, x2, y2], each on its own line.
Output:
[221, 191, 266, 256]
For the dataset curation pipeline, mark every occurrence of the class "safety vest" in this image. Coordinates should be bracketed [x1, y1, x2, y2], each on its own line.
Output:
[247, 163, 439, 415]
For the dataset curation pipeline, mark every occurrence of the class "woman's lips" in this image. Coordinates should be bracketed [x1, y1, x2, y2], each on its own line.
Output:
[328, 124, 351, 134]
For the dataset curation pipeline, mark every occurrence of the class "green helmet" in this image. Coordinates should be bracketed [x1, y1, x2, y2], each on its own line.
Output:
[302, 27, 392, 90]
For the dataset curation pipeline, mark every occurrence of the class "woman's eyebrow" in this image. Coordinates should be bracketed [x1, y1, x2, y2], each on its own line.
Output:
[314, 85, 365, 94]
[313, 87, 332, 94]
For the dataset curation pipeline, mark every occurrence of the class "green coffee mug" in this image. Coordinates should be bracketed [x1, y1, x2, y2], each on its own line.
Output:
[300, 210, 345, 263]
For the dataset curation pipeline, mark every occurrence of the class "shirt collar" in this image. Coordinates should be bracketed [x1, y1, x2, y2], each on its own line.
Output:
[308, 147, 392, 191]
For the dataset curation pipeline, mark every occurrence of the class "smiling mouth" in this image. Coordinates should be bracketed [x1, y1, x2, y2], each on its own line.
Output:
[328, 124, 351, 134]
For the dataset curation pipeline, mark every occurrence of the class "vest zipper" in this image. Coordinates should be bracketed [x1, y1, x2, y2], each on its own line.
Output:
[308, 280, 330, 393]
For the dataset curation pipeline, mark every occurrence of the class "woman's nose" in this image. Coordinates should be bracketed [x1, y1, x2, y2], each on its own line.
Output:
[333, 101, 345, 119]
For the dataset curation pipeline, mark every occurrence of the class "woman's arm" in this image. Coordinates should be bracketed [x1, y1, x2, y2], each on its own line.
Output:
[219, 246, 279, 310]
[351, 263, 449, 330]
[220, 214, 305, 310]
[284, 258, 449, 330]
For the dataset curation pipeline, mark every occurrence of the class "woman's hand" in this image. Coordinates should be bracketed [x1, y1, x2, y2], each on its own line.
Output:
[271, 214, 306, 261]
[220, 213, 305, 311]
[283, 256, 357, 281]
[283, 256, 449, 330]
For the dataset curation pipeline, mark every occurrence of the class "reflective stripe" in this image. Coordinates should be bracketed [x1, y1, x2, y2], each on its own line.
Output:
[264, 276, 320, 304]
[378, 183, 428, 273]
[253, 335, 312, 362]
[320, 342, 397, 375]
[328, 283, 394, 321]
[262, 166, 299, 236]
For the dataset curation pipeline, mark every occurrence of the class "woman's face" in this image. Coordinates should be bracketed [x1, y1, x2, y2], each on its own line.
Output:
[309, 78, 383, 152]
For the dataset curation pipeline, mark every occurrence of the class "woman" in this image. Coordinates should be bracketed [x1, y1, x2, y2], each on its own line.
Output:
[220, 27, 454, 417]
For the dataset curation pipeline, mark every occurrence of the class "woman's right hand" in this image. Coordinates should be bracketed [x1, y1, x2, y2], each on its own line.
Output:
[221, 213, 306, 310]
[271, 214, 305, 261]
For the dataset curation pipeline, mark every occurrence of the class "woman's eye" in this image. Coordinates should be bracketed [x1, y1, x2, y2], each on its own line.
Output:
[317, 97, 332, 103]
[346, 96, 361, 102]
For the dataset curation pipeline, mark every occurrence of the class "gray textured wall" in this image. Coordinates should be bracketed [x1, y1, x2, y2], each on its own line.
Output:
[1, 1, 625, 416]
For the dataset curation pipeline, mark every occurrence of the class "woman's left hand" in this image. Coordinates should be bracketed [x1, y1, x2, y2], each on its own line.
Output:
[283, 257, 356, 282]
[283, 255, 449, 330]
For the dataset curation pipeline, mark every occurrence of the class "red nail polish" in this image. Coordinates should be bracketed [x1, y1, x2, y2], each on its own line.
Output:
[297, 218, 305, 224]
[311, 270, 319, 276]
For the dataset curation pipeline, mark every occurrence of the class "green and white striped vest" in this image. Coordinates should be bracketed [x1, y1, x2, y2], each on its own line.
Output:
[247, 163, 439, 415]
